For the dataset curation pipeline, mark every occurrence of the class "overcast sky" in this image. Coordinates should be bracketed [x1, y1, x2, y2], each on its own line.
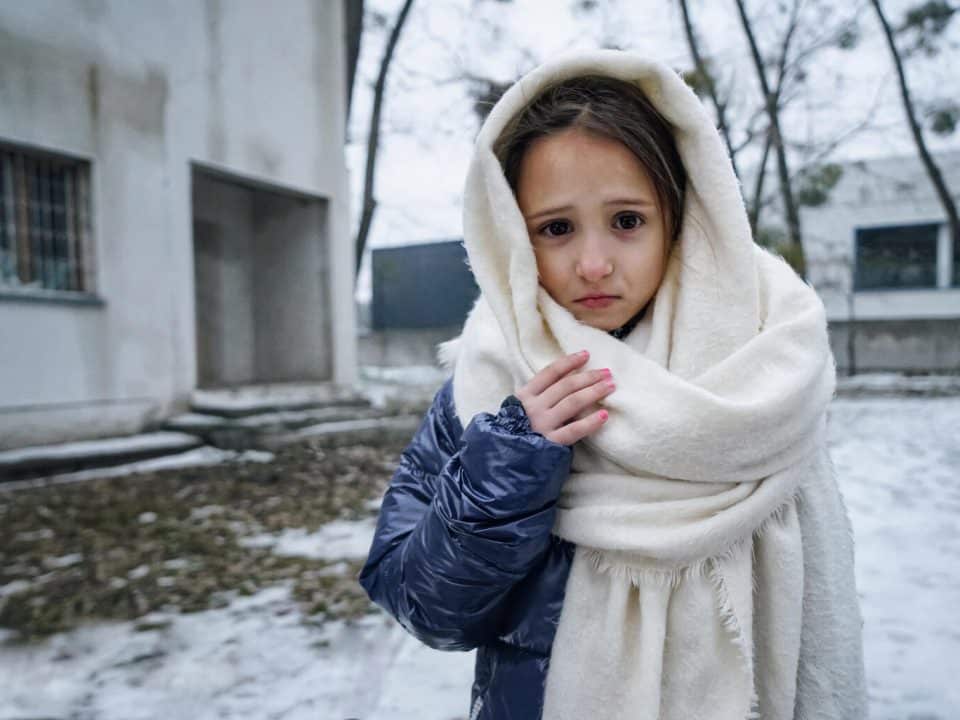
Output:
[348, 0, 960, 300]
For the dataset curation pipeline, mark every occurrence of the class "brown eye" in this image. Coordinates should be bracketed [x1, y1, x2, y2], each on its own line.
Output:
[614, 213, 644, 231]
[541, 220, 572, 237]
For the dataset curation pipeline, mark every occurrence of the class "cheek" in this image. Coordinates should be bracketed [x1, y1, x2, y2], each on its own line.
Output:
[532, 247, 567, 293]
[624, 241, 667, 286]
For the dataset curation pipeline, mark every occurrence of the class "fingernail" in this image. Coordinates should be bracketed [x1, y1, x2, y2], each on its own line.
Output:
[577, 350, 589, 358]
[605, 380, 616, 390]
[599, 410, 609, 422]
[601, 368, 612, 379]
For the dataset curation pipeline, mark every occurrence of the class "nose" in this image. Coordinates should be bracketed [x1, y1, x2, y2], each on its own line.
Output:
[575, 234, 614, 282]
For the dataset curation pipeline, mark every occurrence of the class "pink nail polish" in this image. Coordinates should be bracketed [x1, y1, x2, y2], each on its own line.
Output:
[601, 368, 612, 379]
[599, 410, 609, 421]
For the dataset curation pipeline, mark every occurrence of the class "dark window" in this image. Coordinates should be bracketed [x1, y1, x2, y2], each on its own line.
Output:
[854, 223, 939, 290]
[372, 240, 479, 329]
[954, 234, 959, 288]
[0, 144, 93, 293]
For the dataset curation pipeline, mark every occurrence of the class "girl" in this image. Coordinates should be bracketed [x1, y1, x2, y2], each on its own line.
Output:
[359, 50, 866, 720]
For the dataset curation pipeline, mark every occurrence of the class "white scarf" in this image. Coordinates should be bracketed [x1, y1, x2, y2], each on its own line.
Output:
[441, 51, 841, 719]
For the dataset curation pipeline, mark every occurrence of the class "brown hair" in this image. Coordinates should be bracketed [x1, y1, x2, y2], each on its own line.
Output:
[493, 75, 687, 243]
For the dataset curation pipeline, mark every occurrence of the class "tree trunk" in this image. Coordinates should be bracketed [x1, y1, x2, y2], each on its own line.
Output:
[735, 0, 807, 278]
[749, 131, 772, 236]
[678, 0, 741, 181]
[355, 0, 415, 278]
[870, 0, 960, 272]
[344, 0, 364, 122]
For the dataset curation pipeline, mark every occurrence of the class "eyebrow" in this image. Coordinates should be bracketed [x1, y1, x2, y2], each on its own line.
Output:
[525, 198, 657, 221]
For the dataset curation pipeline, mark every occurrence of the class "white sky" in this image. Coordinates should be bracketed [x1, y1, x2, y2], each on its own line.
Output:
[348, 0, 960, 300]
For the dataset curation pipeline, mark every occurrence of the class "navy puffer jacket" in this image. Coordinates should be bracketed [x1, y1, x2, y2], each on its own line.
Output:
[359, 377, 575, 720]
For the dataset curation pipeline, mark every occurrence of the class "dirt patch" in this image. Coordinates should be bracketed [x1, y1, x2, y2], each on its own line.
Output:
[0, 440, 405, 640]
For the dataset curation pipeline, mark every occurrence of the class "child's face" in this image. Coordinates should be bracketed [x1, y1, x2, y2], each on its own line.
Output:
[516, 128, 669, 332]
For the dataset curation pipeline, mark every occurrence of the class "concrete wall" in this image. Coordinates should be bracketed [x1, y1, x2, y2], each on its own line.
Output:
[829, 319, 960, 373]
[0, 1, 355, 449]
[192, 171, 332, 387]
[801, 151, 960, 373]
[193, 175, 257, 387]
[250, 186, 331, 383]
[358, 327, 460, 368]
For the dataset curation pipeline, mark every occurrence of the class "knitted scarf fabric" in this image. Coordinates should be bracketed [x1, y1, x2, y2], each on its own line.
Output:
[441, 50, 842, 720]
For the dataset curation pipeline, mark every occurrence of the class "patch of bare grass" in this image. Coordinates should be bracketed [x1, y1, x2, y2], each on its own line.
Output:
[0, 441, 403, 640]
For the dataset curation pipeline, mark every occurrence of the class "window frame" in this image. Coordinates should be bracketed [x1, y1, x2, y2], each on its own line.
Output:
[0, 140, 99, 304]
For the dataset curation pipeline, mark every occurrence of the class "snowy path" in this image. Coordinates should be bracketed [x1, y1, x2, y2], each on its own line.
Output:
[0, 585, 474, 720]
[828, 397, 960, 719]
[0, 396, 956, 719]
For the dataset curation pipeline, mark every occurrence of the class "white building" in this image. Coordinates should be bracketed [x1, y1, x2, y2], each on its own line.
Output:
[801, 150, 960, 372]
[0, 1, 357, 450]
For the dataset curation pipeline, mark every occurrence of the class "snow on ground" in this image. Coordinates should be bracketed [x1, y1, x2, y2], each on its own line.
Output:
[239, 518, 379, 562]
[0, 395, 956, 719]
[0, 432, 200, 465]
[828, 397, 960, 719]
[0, 584, 474, 720]
[0, 448, 275, 493]
[357, 365, 448, 409]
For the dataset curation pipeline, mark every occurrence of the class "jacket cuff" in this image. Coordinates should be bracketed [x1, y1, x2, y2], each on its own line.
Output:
[497, 394, 533, 435]
[447, 402, 572, 520]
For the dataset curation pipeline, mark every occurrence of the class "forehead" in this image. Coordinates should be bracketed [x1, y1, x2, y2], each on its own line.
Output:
[515, 128, 657, 207]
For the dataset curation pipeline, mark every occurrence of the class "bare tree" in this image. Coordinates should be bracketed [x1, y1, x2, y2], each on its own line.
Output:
[678, 0, 778, 237]
[735, 0, 808, 275]
[870, 0, 958, 260]
[344, 0, 365, 122]
[355, 0, 415, 278]
[730, 0, 870, 276]
[677, 0, 741, 182]
[678, 1, 863, 249]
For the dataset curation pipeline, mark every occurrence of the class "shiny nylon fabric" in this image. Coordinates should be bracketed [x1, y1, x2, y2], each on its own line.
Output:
[359, 378, 575, 719]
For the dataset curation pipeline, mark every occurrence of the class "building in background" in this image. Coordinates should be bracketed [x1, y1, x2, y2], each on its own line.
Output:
[358, 240, 477, 368]
[0, 1, 356, 450]
[802, 150, 960, 373]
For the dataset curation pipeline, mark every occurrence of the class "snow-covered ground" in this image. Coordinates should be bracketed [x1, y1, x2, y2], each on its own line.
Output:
[0, 395, 957, 719]
[828, 397, 960, 719]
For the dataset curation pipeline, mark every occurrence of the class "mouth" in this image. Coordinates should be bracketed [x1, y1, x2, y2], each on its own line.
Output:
[574, 294, 619, 309]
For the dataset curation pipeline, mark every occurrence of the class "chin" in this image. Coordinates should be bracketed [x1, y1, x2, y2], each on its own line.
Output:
[571, 312, 627, 332]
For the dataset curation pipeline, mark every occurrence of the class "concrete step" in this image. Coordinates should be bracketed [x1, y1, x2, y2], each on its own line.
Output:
[259, 414, 423, 450]
[1, 381, 425, 484]
[0, 432, 204, 482]
[164, 405, 394, 449]
[190, 382, 371, 418]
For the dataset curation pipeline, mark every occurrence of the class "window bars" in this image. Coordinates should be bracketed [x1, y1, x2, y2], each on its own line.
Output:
[0, 145, 93, 294]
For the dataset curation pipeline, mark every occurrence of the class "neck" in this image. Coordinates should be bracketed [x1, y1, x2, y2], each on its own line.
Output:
[607, 302, 649, 340]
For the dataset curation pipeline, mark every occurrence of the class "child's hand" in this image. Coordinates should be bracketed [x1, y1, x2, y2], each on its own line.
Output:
[514, 350, 614, 446]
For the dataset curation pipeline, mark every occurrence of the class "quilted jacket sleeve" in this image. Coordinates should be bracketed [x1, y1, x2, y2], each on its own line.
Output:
[358, 378, 572, 651]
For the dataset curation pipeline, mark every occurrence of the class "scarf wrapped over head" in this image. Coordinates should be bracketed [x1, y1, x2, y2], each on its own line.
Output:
[441, 50, 838, 720]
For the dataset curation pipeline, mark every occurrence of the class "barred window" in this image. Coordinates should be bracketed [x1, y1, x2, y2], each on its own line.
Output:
[854, 223, 939, 290]
[0, 144, 93, 294]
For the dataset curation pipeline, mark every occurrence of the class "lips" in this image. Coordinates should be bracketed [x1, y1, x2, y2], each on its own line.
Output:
[575, 294, 619, 309]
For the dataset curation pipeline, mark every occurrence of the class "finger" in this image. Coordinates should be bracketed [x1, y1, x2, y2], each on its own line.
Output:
[524, 351, 590, 397]
[570, 400, 603, 422]
[547, 408, 609, 446]
[540, 368, 611, 410]
[547, 376, 616, 427]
